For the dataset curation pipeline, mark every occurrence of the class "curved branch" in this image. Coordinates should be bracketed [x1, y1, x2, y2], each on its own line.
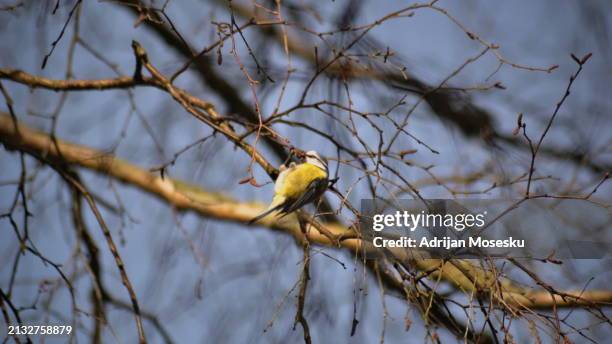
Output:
[1, 113, 610, 313]
[0, 68, 278, 178]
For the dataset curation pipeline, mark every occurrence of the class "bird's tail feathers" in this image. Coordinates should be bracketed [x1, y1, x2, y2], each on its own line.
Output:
[248, 196, 286, 224]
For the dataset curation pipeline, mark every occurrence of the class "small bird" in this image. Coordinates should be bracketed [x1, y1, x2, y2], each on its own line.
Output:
[249, 151, 329, 224]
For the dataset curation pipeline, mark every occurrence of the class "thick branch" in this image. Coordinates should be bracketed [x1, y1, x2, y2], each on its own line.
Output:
[1, 113, 610, 312]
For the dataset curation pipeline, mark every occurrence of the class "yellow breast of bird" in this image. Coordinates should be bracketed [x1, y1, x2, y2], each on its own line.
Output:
[276, 163, 327, 199]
